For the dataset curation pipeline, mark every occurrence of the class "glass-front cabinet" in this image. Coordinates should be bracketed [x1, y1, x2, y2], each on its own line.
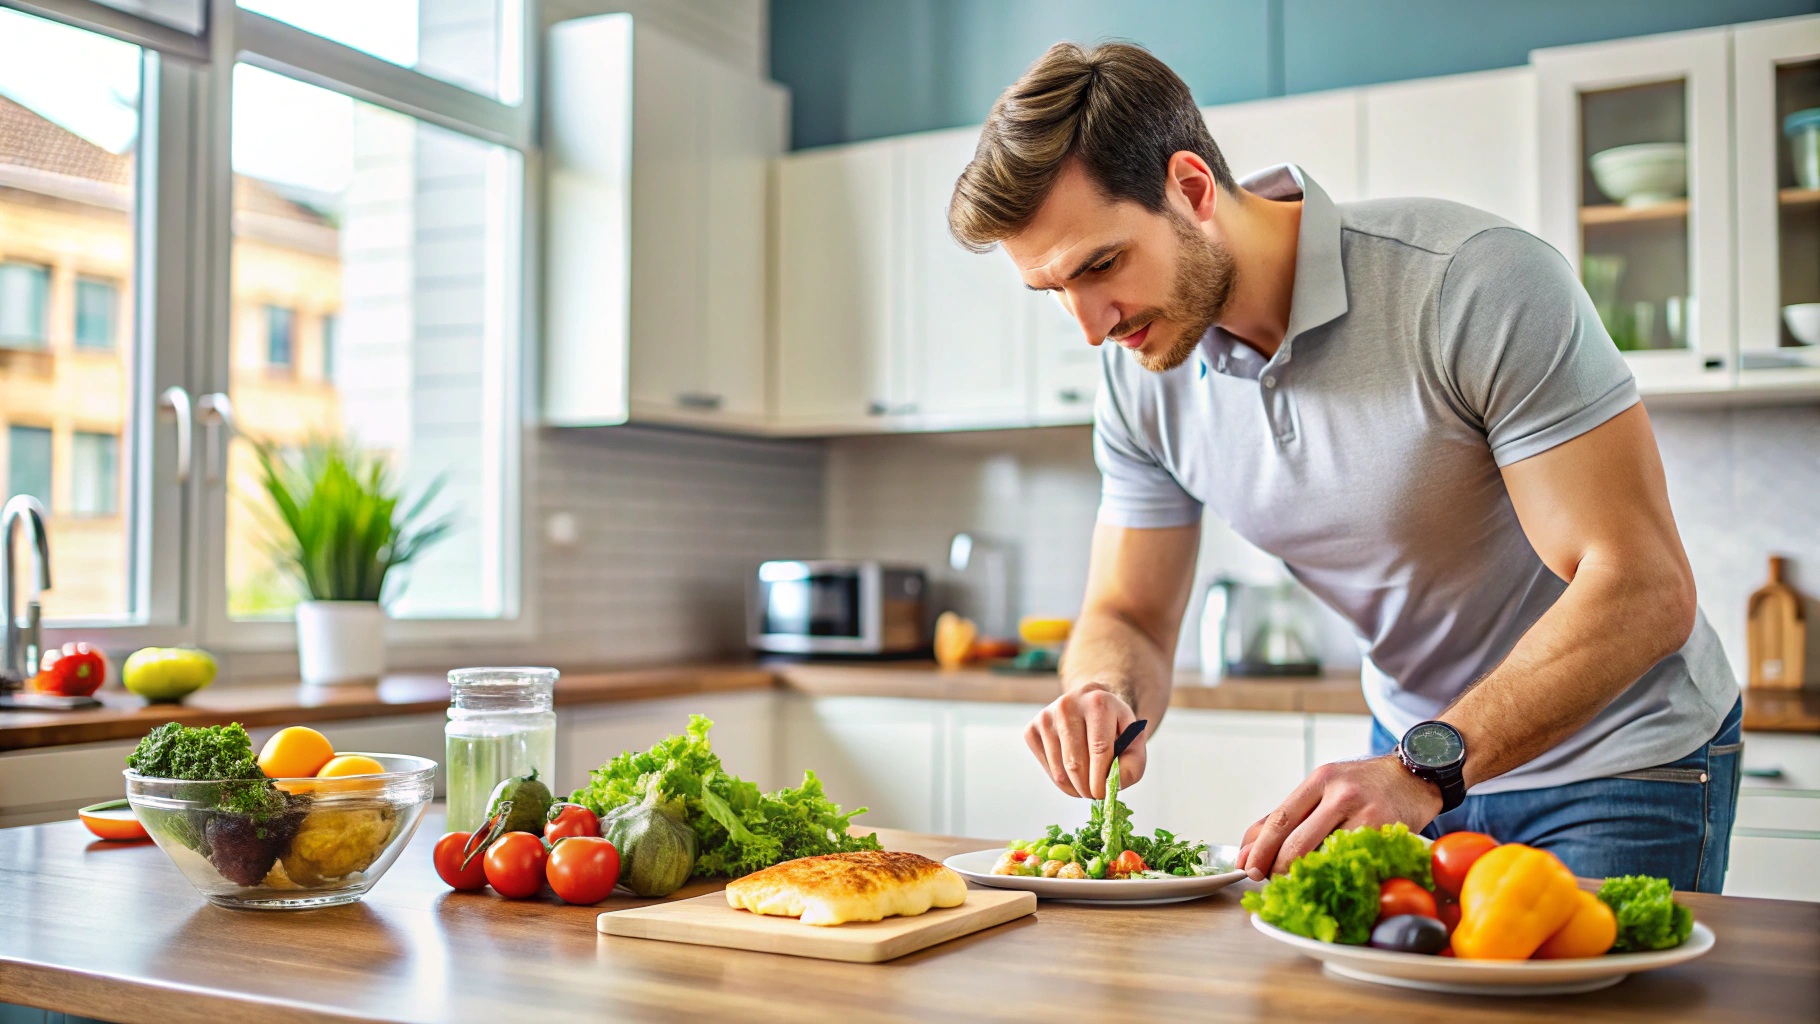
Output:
[1734, 15, 1820, 388]
[1535, 28, 1735, 396]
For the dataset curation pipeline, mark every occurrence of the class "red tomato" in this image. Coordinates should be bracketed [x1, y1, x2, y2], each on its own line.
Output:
[34, 643, 105, 697]
[1378, 877, 1438, 921]
[1430, 832, 1499, 897]
[484, 831, 549, 899]
[1113, 850, 1148, 875]
[544, 803, 600, 843]
[1436, 896, 1462, 936]
[546, 836, 621, 905]
[433, 832, 490, 890]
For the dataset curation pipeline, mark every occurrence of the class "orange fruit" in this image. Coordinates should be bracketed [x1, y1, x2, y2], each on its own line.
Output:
[317, 754, 386, 778]
[257, 726, 335, 779]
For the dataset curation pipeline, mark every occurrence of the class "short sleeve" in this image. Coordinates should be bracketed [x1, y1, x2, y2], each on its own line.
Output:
[1437, 227, 1639, 467]
[1092, 354, 1203, 529]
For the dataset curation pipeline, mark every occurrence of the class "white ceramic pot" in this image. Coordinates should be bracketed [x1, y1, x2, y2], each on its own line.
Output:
[1589, 142, 1687, 207]
[296, 600, 386, 686]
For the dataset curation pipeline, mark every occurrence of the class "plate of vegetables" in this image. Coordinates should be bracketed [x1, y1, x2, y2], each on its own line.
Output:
[945, 753, 1246, 904]
[1245, 824, 1713, 995]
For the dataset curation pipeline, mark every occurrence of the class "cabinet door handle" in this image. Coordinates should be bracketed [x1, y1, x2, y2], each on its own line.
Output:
[1057, 388, 1083, 403]
[866, 401, 889, 417]
[677, 392, 723, 411]
[1742, 766, 1785, 779]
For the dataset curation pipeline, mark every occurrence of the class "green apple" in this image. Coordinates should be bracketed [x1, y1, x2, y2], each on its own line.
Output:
[122, 647, 218, 703]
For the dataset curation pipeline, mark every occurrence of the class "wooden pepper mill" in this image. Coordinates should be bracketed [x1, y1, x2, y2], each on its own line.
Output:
[1747, 556, 1807, 689]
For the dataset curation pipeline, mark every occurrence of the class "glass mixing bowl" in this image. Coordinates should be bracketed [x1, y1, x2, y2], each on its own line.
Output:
[125, 752, 435, 909]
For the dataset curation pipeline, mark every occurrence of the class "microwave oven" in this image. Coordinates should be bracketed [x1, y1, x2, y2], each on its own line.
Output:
[748, 560, 928, 655]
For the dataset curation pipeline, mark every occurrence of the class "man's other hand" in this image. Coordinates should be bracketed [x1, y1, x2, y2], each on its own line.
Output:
[1236, 755, 1443, 880]
[1024, 682, 1146, 799]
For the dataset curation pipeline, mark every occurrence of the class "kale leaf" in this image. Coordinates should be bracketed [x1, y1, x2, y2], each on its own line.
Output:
[1598, 874, 1694, 952]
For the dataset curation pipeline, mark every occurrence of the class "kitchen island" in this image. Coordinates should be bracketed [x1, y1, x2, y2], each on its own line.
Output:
[1, 811, 1815, 1023]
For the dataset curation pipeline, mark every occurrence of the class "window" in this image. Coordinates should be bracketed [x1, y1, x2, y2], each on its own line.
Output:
[239, 0, 525, 104]
[71, 432, 119, 516]
[6, 426, 52, 511]
[0, 263, 50, 346]
[0, 7, 142, 623]
[226, 63, 522, 622]
[322, 312, 337, 381]
[266, 305, 295, 368]
[75, 277, 118, 349]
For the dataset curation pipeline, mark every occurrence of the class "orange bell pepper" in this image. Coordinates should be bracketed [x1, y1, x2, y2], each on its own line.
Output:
[1534, 888, 1618, 959]
[1450, 843, 1581, 959]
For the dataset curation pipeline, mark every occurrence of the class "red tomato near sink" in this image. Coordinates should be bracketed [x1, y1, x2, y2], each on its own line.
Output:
[1378, 876, 1438, 920]
[433, 832, 490, 890]
[484, 832, 549, 899]
[547, 836, 621, 905]
[1431, 831, 1499, 897]
[544, 802, 599, 843]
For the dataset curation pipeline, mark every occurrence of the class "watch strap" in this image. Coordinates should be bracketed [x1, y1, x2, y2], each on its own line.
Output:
[1397, 741, 1467, 814]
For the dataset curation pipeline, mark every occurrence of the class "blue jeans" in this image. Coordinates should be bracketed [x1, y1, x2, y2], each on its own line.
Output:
[1369, 698, 1743, 892]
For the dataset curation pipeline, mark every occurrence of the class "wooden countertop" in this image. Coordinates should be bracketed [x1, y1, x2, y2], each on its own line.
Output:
[1, 812, 1814, 1024]
[3, 660, 1814, 753]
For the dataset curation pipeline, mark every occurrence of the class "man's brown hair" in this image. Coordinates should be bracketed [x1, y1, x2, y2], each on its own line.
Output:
[948, 41, 1235, 254]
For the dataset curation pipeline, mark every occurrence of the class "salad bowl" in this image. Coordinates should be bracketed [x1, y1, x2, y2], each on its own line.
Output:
[945, 845, 1247, 905]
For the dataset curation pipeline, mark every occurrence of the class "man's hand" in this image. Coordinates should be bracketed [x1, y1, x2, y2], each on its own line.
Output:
[1024, 682, 1148, 799]
[1235, 756, 1442, 880]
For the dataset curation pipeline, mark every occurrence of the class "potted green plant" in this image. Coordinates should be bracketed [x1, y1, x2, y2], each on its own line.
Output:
[252, 438, 451, 686]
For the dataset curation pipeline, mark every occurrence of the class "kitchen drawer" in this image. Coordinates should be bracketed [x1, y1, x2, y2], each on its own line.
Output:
[0, 740, 139, 817]
[1734, 791, 1820, 834]
[1725, 834, 1820, 901]
[1739, 731, 1820, 791]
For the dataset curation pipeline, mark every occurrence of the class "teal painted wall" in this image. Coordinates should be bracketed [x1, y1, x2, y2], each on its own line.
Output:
[771, 0, 1820, 149]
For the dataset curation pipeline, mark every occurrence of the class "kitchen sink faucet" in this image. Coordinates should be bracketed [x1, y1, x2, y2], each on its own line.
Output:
[0, 494, 51, 689]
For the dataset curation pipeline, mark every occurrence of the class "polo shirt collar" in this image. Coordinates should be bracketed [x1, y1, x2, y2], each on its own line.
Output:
[1199, 163, 1348, 376]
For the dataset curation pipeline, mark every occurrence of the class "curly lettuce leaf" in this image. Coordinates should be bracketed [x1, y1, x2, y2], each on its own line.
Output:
[1239, 823, 1434, 944]
[1598, 874, 1693, 952]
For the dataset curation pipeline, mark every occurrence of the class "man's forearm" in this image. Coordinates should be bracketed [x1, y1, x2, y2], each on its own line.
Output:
[1059, 607, 1178, 729]
[1439, 553, 1696, 788]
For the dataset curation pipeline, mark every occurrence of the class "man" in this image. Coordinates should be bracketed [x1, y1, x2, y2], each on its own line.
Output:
[947, 41, 1742, 890]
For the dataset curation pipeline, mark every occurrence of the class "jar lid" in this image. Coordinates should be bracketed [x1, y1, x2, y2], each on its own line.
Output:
[448, 666, 558, 711]
[1784, 107, 1820, 136]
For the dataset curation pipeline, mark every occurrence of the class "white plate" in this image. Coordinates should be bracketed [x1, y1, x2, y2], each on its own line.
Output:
[943, 846, 1247, 904]
[1251, 914, 1715, 996]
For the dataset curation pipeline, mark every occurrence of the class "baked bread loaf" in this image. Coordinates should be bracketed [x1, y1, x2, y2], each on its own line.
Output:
[725, 850, 968, 926]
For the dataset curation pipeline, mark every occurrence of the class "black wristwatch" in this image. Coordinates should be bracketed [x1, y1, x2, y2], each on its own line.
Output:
[1397, 720, 1467, 814]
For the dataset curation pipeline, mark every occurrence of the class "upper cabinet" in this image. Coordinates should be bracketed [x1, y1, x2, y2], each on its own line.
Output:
[543, 15, 785, 429]
[1204, 90, 1362, 200]
[1362, 67, 1539, 232]
[1733, 15, 1820, 392]
[1534, 28, 1735, 396]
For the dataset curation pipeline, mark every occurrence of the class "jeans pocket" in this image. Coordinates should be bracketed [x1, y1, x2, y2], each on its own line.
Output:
[1610, 766, 1710, 784]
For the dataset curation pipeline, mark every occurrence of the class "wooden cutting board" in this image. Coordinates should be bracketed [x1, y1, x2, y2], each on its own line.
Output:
[598, 887, 1036, 963]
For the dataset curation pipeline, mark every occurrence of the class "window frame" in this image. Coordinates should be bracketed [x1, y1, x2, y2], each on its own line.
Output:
[22, 0, 542, 653]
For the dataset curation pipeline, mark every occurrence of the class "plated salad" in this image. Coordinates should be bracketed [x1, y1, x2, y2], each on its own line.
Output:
[1242, 824, 1697, 959]
[993, 753, 1214, 880]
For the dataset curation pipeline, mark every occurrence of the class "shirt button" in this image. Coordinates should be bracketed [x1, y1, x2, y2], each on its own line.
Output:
[1263, 376, 1277, 388]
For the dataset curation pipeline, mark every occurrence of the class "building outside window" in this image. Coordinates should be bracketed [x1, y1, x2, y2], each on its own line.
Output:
[266, 304, 294, 368]
[6, 425, 52, 512]
[70, 431, 118, 516]
[74, 276, 118, 349]
[0, 262, 50, 346]
[322, 312, 336, 381]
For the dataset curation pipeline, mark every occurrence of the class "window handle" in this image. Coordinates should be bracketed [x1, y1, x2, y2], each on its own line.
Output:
[197, 393, 238, 484]
[1058, 388, 1083, 403]
[157, 386, 192, 486]
[676, 392, 723, 411]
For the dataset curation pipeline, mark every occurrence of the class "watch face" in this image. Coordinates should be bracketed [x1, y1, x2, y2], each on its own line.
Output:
[1404, 722, 1464, 768]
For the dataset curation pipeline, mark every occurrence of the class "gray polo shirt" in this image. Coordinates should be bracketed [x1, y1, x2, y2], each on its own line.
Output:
[1095, 164, 1737, 794]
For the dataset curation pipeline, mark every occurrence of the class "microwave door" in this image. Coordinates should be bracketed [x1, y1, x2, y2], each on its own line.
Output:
[757, 572, 869, 652]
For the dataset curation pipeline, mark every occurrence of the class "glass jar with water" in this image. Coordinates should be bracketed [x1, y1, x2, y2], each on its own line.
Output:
[445, 667, 558, 833]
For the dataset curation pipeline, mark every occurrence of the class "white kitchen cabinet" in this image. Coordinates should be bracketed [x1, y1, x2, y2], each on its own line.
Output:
[776, 694, 943, 832]
[1723, 730, 1820, 902]
[1725, 835, 1820, 901]
[1308, 713, 1376, 771]
[561, 692, 776, 797]
[1363, 67, 1539, 232]
[901, 127, 1032, 430]
[949, 702, 1090, 841]
[772, 139, 906, 433]
[1202, 90, 1362, 201]
[1029, 290, 1101, 426]
[1534, 28, 1735, 395]
[1732, 15, 1820, 395]
[544, 15, 785, 430]
[1142, 710, 1308, 846]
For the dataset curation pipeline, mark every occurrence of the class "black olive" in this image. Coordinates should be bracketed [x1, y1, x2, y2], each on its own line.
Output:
[1369, 914, 1449, 954]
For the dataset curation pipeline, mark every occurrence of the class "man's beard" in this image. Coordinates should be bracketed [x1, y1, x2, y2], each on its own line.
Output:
[1112, 215, 1237, 373]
